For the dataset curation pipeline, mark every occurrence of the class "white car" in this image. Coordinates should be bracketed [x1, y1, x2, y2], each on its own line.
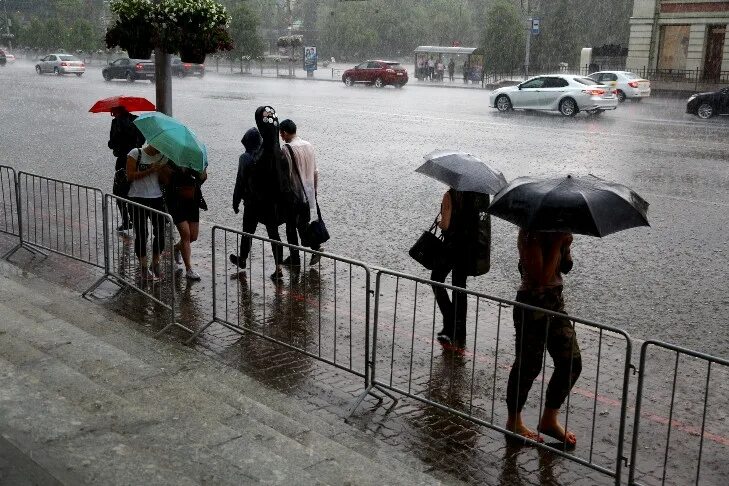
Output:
[489, 74, 618, 117]
[35, 53, 85, 76]
[588, 71, 651, 102]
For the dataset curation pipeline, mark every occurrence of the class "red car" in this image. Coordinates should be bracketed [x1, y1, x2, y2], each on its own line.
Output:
[342, 60, 408, 88]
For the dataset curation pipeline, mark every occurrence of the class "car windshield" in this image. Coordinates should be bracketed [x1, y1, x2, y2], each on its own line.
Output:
[624, 72, 640, 79]
[574, 77, 600, 85]
[59, 55, 78, 61]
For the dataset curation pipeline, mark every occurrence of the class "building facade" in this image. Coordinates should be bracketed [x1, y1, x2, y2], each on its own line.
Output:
[626, 0, 729, 79]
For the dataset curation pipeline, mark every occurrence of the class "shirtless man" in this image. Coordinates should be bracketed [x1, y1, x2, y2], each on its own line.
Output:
[505, 230, 582, 446]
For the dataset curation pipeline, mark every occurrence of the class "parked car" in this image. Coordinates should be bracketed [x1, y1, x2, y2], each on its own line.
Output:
[102, 58, 155, 82]
[35, 54, 85, 76]
[342, 60, 408, 88]
[588, 71, 651, 102]
[686, 86, 729, 119]
[0, 49, 14, 64]
[171, 58, 204, 78]
[489, 74, 618, 117]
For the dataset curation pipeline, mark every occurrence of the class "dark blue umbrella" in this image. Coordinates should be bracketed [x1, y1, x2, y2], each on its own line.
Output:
[487, 174, 650, 237]
[416, 150, 508, 195]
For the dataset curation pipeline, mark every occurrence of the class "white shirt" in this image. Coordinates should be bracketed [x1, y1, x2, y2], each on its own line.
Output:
[283, 136, 319, 221]
[127, 148, 166, 199]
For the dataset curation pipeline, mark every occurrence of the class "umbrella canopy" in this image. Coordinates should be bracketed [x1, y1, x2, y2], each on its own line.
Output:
[89, 96, 155, 113]
[487, 174, 649, 237]
[416, 150, 508, 195]
[133, 112, 208, 172]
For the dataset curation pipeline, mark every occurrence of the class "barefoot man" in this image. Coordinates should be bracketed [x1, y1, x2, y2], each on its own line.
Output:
[505, 230, 582, 446]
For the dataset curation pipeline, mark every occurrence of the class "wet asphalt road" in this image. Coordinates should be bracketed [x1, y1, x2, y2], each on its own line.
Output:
[1, 61, 728, 355]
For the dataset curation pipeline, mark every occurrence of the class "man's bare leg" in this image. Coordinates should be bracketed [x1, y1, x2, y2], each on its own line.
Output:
[538, 407, 576, 446]
[506, 412, 543, 442]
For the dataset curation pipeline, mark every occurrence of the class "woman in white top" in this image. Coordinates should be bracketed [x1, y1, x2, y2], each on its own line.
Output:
[126, 144, 167, 281]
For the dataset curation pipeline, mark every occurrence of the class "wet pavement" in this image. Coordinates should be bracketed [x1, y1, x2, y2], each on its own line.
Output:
[1, 60, 729, 484]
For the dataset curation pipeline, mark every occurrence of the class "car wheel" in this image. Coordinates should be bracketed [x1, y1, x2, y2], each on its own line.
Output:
[495, 95, 512, 112]
[53, 67, 60, 76]
[395, 83, 403, 89]
[697, 103, 714, 119]
[616, 90, 626, 103]
[373, 77, 384, 88]
[559, 98, 578, 117]
[35, 65, 42, 75]
[76, 73, 83, 77]
[103, 71, 112, 81]
[126, 71, 135, 82]
[344, 76, 353, 87]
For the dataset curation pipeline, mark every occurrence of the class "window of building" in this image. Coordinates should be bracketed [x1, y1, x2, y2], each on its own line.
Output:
[657, 25, 690, 70]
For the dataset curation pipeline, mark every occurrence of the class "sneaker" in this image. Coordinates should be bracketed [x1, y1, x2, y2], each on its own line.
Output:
[174, 247, 182, 265]
[436, 333, 452, 345]
[229, 254, 247, 269]
[309, 249, 322, 266]
[282, 256, 301, 268]
[117, 222, 133, 232]
[186, 269, 201, 281]
[270, 269, 284, 282]
[152, 263, 164, 279]
[140, 268, 159, 282]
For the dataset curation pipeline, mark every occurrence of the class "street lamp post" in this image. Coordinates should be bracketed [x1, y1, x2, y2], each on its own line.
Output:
[523, 0, 530, 79]
[152, 0, 172, 115]
[3, 0, 13, 50]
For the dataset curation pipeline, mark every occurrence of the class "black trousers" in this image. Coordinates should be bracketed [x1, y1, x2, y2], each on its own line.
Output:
[239, 205, 284, 265]
[129, 197, 166, 258]
[113, 156, 131, 227]
[284, 215, 316, 264]
[430, 260, 468, 341]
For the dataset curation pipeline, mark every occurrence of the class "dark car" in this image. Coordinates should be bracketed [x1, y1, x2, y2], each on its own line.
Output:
[102, 58, 155, 82]
[341, 60, 408, 88]
[686, 87, 729, 119]
[171, 58, 205, 78]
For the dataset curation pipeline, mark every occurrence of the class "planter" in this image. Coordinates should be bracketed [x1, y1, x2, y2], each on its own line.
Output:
[126, 45, 153, 60]
[179, 46, 206, 64]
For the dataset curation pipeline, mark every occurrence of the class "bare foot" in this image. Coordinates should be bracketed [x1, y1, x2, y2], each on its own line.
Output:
[506, 420, 543, 443]
[538, 421, 576, 447]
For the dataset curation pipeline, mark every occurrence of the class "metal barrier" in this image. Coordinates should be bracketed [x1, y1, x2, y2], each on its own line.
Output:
[0, 165, 19, 238]
[187, 226, 378, 399]
[5, 171, 106, 267]
[85, 194, 188, 336]
[355, 269, 632, 485]
[628, 341, 729, 486]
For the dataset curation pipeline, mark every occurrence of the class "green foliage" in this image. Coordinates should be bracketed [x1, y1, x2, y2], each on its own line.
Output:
[228, 3, 264, 59]
[481, 0, 524, 72]
[14, 16, 104, 52]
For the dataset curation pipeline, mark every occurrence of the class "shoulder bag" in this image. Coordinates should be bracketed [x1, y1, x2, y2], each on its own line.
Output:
[409, 217, 446, 270]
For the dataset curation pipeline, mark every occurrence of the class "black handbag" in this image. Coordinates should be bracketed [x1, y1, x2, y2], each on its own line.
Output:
[409, 217, 445, 270]
[306, 201, 330, 249]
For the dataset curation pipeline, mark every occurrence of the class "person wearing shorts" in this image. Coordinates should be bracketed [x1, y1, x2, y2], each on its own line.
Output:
[167, 162, 207, 281]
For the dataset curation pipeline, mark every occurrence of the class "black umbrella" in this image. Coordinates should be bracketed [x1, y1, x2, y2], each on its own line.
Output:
[416, 150, 508, 195]
[487, 174, 650, 237]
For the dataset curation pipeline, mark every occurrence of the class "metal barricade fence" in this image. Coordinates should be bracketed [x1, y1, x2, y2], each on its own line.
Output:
[354, 269, 632, 485]
[628, 341, 729, 486]
[5, 171, 106, 267]
[0, 165, 19, 238]
[85, 194, 189, 336]
[187, 226, 376, 396]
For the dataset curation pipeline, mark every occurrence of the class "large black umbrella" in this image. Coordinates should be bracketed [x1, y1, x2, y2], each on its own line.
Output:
[487, 174, 650, 237]
[416, 150, 508, 195]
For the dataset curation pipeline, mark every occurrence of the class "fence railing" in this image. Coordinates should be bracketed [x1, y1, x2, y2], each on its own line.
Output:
[628, 341, 729, 486]
[187, 226, 380, 401]
[0, 163, 728, 485]
[84, 194, 188, 337]
[355, 268, 633, 484]
[0, 166, 19, 239]
[5, 172, 106, 268]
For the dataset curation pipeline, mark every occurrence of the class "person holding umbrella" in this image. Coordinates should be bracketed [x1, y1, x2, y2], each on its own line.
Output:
[489, 174, 650, 446]
[167, 161, 207, 281]
[90, 96, 154, 231]
[414, 150, 507, 348]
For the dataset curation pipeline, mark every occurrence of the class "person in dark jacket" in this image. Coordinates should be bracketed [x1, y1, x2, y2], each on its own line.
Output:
[108, 106, 145, 231]
[431, 188, 479, 348]
[230, 112, 291, 282]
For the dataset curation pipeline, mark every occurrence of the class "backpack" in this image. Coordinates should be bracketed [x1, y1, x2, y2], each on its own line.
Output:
[450, 191, 491, 276]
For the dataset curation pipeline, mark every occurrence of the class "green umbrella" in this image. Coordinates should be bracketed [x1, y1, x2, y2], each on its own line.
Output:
[133, 112, 208, 172]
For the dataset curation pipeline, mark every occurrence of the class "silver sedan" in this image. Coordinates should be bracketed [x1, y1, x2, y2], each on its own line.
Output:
[489, 74, 618, 117]
[35, 54, 86, 76]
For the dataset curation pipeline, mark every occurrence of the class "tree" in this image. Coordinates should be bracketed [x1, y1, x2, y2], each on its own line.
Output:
[227, 3, 265, 59]
[65, 19, 101, 52]
[481, 0, 525, 72]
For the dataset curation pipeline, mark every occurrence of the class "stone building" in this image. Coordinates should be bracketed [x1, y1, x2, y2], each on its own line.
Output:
[626, 0, 729, 80]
